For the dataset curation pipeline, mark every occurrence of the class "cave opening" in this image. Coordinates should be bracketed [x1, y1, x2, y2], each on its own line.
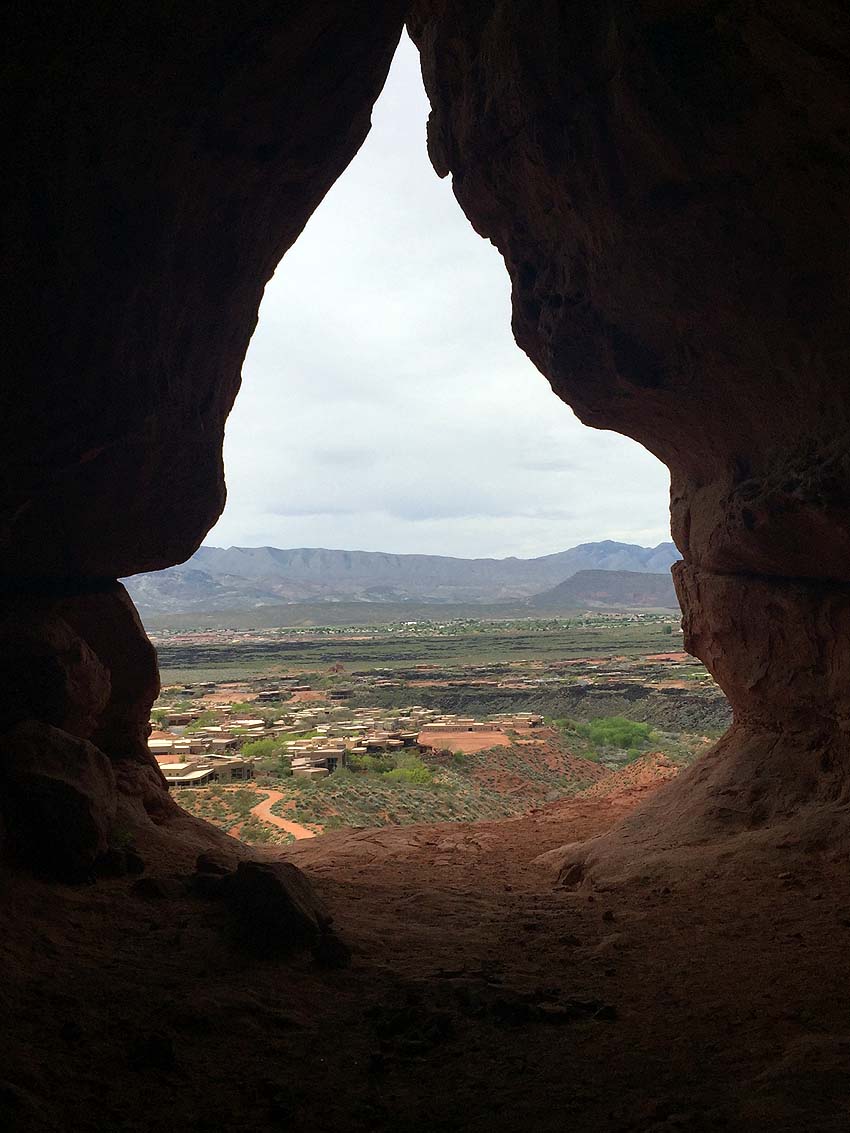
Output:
[5, 5, 850, 1128]
[133, 32, 677, 850]
[208, 33, 671, 561]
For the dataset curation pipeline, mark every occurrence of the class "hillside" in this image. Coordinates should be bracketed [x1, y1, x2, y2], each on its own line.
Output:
[173, 731, 708, 839]
[173, 732, 643, 836]
[530, 568, 679, 610]
[124, 539, 678, 613]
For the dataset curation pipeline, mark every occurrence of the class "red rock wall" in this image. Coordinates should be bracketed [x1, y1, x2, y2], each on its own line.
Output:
[4, 1, 406, 579]
[408, 0, 850, 581]
[1, 2, 406, 874]
[4, 1, 850, 872]
[408, 1, 850, 854]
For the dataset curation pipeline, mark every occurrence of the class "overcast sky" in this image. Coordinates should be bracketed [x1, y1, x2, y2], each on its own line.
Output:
[207, 34, 671, 560]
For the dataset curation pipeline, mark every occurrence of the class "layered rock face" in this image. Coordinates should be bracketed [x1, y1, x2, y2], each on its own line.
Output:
[408, 1, 850, 865]
[2, 2, 406, 873]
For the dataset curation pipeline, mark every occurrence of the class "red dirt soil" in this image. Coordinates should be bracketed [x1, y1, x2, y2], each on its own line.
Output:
[418, 727, 511, 753]
[4, 761, 850, 1131]
[579, 752, 680, 800]
[251, 789, 318, 840]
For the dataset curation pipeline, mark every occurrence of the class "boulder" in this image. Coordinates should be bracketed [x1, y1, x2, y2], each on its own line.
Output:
[60, 583, 160, 764]
[227, 860, 334, 954]
[0, 604, 110, 740]
[0, 720, 117, 880]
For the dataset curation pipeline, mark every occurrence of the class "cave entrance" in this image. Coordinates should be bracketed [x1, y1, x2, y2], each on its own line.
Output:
[134, 33, 681, 850]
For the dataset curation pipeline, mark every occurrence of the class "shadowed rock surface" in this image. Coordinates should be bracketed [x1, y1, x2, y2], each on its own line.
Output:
[0, 720, 117, 880]
[2, 0, 408, 862]
[4, 1, 408, 581]
[410, 0, 850, 580]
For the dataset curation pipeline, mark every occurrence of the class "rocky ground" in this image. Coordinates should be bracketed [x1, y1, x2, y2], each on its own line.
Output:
[4, 763, 850, 1132]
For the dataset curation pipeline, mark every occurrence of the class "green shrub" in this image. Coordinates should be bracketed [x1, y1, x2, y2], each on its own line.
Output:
[348, 752, 394, 774]
[586, 717, 653, 750]
[384, 754, 433, 785]
[231, 787, 258, 817]
[186, 710, 218, 732]
[230, 701, 259, 716]
[242, 738, 284, 760]
[331, 767, 357, 782]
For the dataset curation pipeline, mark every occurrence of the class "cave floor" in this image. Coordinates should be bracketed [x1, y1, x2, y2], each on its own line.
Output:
[4, 782, 850, 1133]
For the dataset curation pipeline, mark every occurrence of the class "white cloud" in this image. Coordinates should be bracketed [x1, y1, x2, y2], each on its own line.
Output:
[208, 34, 671, 558]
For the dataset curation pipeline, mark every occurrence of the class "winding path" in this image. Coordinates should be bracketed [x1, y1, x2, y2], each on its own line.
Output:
[251, 789, 317, 840]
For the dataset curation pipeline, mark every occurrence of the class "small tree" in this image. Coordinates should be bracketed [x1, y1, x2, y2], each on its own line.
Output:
[186, 710, 218, 732]
[385, 753, 433, 785]
[241, 738, 282, 761]
[230, 701, 259, 716]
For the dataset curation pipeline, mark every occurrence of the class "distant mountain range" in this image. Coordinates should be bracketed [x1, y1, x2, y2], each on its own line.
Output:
[123, 540, 680, 614]
[530, 569, 678, 610]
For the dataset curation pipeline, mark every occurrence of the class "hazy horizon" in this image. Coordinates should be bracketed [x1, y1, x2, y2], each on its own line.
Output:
[188, 536, 677, 563]
[206, 33, 671, 561]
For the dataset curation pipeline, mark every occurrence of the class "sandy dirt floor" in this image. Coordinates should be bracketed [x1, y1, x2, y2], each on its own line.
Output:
[4, 770, 850, 1132]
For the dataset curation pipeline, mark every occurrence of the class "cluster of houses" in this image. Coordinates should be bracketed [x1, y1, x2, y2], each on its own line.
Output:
[419, 712, 543, 734]
[148, 689, 544, 788]
[285, 707, 426, 779]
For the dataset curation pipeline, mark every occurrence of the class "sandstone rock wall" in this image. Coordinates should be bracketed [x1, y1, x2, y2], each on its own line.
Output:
[4, 1, 406, 579]
[4, 2, 850, 873]
[408, 0, 850, 581]
[2, 2, 407, 873]
[408, 1, 850, 858]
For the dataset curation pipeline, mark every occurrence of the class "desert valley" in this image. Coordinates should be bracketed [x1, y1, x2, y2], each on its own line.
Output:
[135, 543, 718, 850]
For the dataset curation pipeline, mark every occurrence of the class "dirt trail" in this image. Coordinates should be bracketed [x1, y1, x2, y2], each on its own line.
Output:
[251, 789, 317, 840]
